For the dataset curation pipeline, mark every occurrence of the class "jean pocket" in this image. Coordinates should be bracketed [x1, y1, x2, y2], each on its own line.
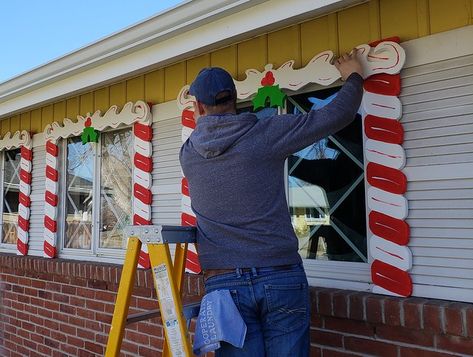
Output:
[264, 283, 309, 333]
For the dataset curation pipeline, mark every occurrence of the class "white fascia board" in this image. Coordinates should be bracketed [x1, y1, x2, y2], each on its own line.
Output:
[0, 0, 362, 118]
[403, 24, 473, 68]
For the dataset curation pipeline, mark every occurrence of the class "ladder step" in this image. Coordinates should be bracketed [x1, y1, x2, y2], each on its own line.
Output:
[125, 302, 201, 325]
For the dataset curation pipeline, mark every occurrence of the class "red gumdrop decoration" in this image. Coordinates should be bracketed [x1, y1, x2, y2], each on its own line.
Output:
[85, 117, 92, 127]
[261, 71, 275, 86]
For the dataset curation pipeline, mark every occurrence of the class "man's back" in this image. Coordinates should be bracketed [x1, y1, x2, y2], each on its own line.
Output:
[180, 72, 363, 270]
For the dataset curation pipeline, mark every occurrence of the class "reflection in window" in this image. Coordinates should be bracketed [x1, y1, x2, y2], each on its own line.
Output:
[63, 128, 133, 252]
[1, 149, 21, 244]
[99, 129, 132, 248]
[287, 88, 367, 263]
[65, 138, 94, 249]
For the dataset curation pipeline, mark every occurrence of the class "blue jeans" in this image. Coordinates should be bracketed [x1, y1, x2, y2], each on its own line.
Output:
[204, 264, 310, 357]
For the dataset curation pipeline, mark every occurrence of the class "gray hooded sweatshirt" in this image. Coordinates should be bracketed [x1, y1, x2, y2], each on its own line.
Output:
[179, 73, 363, 269]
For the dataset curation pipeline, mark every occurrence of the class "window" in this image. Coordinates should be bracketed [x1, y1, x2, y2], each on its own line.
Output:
[62, 128, 133, 256]
[1, 149, 21, 246]
[287, 88, 367, 263]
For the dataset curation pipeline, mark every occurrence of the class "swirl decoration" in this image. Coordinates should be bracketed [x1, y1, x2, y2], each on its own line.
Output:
[43, 101, 153, 268]
[178, 39, 411, 291]
[0, 130, 33, 256]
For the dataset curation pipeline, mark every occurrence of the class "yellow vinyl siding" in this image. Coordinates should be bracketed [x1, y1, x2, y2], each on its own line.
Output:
[144, 69, 165, 105]
[210, 46, 237, 78]
[164, 62, 186, 102]
[126, 76, 144, 103]
[53, 102, 66, 124]
[1, 119, 10, 136]
[20, 113, 31, 132]
[301, 14, 339, 65]
[187, 54, 211, 84]
[41, 105, 53, 131]
[237, 35, 267, 81]
[94, 87, 110, 113]
[3, 0, 473, 132]
[66, 97, 79, 123]
[109, 82, 127, 109]
[30, 108, 42, 134]
[429, 0, 472, 34]
[268, 26, 301, 69]
[10, 115, 20, 133]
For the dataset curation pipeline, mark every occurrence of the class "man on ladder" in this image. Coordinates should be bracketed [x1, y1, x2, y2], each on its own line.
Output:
[180, 50, 363, 356]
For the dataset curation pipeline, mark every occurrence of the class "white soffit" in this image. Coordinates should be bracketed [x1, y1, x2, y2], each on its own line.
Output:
[0, 0, 363, 118]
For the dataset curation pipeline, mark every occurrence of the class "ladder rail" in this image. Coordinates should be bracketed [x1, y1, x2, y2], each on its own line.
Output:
[105, 225, 196, 357]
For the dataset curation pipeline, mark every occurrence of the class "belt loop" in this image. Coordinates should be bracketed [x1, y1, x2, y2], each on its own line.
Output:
[236, 268, 242, 278]
[251, 267, 257, 277]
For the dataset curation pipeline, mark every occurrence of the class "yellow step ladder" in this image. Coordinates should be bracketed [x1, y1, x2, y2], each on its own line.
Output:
[105, 225, 199, 357]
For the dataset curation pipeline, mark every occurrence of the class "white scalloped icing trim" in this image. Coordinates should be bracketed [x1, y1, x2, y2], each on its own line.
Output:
[0, 130, 32, 150]
[177, 41, 406, 110]
[44, 100, 151, 142]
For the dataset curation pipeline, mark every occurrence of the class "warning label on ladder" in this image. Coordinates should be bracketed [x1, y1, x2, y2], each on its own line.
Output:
[153, 264, 186, 356]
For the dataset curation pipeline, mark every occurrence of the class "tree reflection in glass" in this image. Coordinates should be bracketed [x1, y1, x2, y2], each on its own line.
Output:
[1, 149, 21, 244]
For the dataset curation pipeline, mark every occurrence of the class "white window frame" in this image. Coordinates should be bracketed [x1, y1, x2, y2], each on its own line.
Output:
[0, 148, 21, 252]
[282, 86, 371, 291]
[58, 126, 132, 262]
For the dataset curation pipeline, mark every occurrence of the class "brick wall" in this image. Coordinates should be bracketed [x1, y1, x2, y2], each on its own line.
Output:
[1, 253, 472, 357]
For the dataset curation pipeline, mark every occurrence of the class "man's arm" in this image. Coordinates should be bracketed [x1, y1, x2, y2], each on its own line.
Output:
[266, 50, 364, 157]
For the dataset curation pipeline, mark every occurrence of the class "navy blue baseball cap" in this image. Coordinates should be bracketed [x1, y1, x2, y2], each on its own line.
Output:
[189, 67, 236, 106]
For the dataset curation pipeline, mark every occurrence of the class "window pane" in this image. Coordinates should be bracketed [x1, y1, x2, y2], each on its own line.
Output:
[64, 138, 94, 249]
[287, 89, 367, 262]
[99, 129, 132, 249]
[2, 149, 21, 244]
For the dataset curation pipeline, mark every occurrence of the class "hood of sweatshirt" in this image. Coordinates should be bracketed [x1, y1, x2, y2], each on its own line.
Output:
[189, 113, 258, 158]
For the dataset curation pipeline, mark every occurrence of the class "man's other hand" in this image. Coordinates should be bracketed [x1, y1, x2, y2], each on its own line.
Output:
[334, 48, 363, 81]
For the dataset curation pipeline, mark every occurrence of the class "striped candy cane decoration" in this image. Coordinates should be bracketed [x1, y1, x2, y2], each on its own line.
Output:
[133, 120, 153, 269]
[181, 109, 201, 274]
[44, 140, 59, 258]
[17, 138, 33, 256]
[362, 38, 412, 297]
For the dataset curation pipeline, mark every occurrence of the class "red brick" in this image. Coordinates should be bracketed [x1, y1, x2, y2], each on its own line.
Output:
[43, 300, 59, 311]
[310, 345, 322, 357]
[444, 303, 464, 336]
[88, 279, 107, 290]
[76, 287, 95, 299]
[436, 334, 473, 355]
[121, 340, 139, 354]
[311, 312, 323, 328]
[423, 302, 444, 334]
[60, 303, 76, 315]
[44, 337, 60, 349]
[60, 344, 78, 356]
[333, 292, 348, 319]
[149, 336, 164, 350]
[318, 289, 333, 316]
[376, 325, 434, 347]
[400, 346, 459, 357]
[402, 298, 424, 330]
[67, 335, 85, 349]
[325, 317, 374, 337]
[84, 341, 104, 354]
[310, 329, 343, 348]
[321, 348, 360, 357]
[138, 346, 161, 357]
[467, 307, 473, 337]
[344, 336, 397, 357]
[77, 327, 94, 341]
[366, 296, 383, 324]
[125, 330, 151, 346]
[348, 293, 365, 321]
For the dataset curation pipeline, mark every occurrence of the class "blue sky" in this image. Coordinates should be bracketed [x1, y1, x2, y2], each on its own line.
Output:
[0, 0, 183, 83]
